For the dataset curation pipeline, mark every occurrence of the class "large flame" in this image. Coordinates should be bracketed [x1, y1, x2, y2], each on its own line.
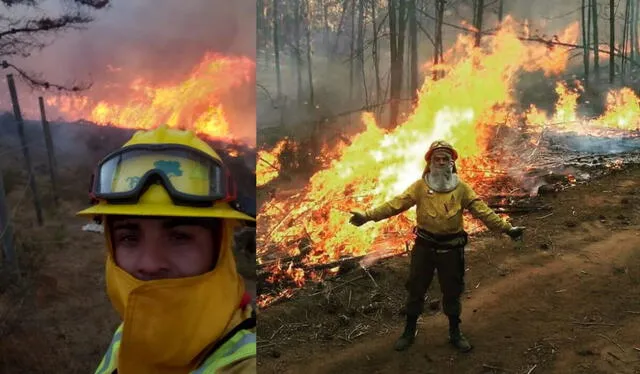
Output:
[257, 138, 289, 186]
[47, 53, 254, 141]
[256, 17, 640, 307]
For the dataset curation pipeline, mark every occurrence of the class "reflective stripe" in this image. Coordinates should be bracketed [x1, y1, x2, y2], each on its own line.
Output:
[96, 326, 255, 374]
[223, 333, 256, 358]
[95, 324, 123, 374]
[193, 330, 256, 373]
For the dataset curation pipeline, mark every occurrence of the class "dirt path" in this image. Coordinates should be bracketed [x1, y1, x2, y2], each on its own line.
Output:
[257, 166, 640, 374]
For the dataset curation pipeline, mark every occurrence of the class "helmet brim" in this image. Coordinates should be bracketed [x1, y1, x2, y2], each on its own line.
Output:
[425, 147, 458, 162]
[76, 201, 255, 222]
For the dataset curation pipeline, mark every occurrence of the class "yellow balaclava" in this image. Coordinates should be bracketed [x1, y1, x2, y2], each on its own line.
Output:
[103, 188, 245, 374]
[77, 126, 254, 373]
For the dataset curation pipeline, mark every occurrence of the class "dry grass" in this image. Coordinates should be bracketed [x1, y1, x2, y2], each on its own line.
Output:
[0, 162, 118, 373]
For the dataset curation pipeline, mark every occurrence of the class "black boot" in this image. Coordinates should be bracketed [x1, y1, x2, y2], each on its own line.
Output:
[394, 314, 418, 351]
[448, 316, 472, 352]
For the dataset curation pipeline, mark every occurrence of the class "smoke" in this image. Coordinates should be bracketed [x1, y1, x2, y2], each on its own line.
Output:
[14, 0, 255, 82]
[256, 0, 586, 133]
[0, 0, 256, 143]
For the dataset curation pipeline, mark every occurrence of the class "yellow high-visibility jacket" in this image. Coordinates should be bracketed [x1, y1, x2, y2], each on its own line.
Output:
[365, 178, 512, 234]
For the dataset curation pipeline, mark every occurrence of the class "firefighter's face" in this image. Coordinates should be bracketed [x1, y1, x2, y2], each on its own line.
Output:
[108, 216, 220, 280]
[431, 151, 452, 169]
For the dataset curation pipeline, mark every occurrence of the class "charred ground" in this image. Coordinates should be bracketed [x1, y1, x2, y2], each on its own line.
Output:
[0, 115, 256, 373]
[257, 162, 640, 373]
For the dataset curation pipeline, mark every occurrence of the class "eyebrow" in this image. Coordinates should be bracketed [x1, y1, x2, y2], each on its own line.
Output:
[162, 218, 213, 229]
[112, 222, 139, 231]
[110, 218, 213, 231]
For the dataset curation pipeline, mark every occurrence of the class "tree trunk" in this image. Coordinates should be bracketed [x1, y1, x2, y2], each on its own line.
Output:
[294, 0, 303, 102]
[257, 0, 265, 52]
[609, 0, 615, 83]
[273, 0, 283, 125]
[349, 0, 356, 104]
[331, 0, 350, 58]
[582, 0, 591, 88]
[357, 0, 368, 106]
[321, 0, 329, 46]
[474, 0, 485, 47]
[397, 0, 407, 92]
[389, 0, 399, 127]
[634, 0, 639, 61]
[433, 0, 445, 80]
[498, 0, 504, 24]
[592, 0, 600, 80]
[631, 0, 637, 62]
[409, 0, 418, 103]
[622, 0, 631, 79]
[372, 0, 381, 103]
[305, 0, 314, 108]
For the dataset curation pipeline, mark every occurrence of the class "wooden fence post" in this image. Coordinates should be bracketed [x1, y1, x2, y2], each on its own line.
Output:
[0, 170, 16, 269]
[38, 96, 58, 206]
[6, 74, 44, 226]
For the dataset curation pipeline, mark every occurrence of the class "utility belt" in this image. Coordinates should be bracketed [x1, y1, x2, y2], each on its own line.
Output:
[413, 227, 468, 251]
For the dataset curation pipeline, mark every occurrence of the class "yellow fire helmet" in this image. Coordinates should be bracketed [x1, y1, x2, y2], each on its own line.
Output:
[424, 140, 459, 162]
[77, 125, 255, 222]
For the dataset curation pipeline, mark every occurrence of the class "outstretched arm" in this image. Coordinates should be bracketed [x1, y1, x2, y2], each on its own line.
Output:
[467, 199, 512, 233]
[461, 183, 512, 233]
[365, 182, 418, 222]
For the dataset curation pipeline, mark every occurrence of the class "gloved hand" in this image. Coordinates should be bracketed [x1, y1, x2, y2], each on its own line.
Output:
[349, 211, 369, 227]
[507, 226, 526, 241]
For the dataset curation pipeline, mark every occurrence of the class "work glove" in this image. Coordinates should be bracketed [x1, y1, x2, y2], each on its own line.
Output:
[507, 226, 526, 241]
[349, 211, 370, 227]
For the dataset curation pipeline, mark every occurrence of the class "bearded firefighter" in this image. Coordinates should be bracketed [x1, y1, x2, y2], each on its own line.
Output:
[78, 125, 256, 373]
[350, 140, 525, 353]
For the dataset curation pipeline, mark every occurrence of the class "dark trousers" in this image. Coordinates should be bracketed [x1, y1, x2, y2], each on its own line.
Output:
[405, 238, 465, 318]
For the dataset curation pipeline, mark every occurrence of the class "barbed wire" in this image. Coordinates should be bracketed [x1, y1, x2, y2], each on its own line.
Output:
[0, 138, 45, 159]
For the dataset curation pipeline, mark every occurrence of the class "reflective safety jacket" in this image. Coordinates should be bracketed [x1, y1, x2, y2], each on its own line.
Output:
[365, 178, 512, 234]
[94, 317, 256, 374]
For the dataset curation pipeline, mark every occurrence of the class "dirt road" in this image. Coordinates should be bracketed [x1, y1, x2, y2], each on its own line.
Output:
[257, 166, 640, 374]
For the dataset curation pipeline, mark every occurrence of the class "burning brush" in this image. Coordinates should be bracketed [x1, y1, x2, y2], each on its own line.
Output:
[256, 18, 640, 309]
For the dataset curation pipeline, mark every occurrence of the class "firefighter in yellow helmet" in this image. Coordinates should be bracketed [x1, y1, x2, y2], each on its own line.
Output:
[77, 125, 256, 374]
[350, 140, 525, 353]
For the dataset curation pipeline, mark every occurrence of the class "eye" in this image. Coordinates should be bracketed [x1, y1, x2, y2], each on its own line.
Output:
[170, 231, 193, 242]
[115, 232, 139, 246]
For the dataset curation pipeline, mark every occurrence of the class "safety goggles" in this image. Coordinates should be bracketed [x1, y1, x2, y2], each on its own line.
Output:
[89, 143, 238, 208]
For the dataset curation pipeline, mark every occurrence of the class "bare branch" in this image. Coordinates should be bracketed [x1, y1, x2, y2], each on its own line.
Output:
[72, 0, 109, 9]
[1, 60, 92, 91]
[1, 0, 38, 6]
[0, 14, 93, 39]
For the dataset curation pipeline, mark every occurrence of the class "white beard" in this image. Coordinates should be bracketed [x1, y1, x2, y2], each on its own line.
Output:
[426, 165, 459, 192]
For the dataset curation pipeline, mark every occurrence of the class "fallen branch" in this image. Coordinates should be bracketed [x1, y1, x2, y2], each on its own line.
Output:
[309, 275, 366, 296]
[537, 212, 554, 219]
[571, 321, 617, 326]
[597, 333, 625, 352]
[481, 363, 510, 372]
[491, 205, 553, 213]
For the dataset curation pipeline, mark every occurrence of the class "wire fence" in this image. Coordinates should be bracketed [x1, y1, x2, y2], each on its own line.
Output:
[1, 73, 58, 277]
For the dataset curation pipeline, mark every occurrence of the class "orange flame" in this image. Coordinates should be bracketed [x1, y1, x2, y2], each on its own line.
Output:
[257, 138, 289, 186]
[48, 53, 254, 141]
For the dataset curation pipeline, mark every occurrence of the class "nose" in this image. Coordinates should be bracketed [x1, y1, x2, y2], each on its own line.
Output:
[134, 242, 170, 280]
